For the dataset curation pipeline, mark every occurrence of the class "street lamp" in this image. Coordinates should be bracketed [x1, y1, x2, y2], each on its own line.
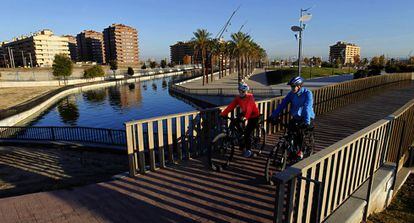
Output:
[291, 7, 312, 77]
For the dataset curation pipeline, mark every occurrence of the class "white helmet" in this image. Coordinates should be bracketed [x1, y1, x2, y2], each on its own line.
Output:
[238, 82, 249, 92]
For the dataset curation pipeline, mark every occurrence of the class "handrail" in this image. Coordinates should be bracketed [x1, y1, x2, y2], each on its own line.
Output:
[125, 72, 412, 177]
[272, 86, 414, 222]
[0, 126, 126, 146]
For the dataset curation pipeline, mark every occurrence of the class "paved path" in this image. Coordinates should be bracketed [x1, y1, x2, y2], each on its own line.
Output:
[178, 69, 354, 106]
[1, 81, 413, 223]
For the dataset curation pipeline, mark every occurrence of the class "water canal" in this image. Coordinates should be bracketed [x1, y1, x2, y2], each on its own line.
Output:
[27, 74, 199, 130]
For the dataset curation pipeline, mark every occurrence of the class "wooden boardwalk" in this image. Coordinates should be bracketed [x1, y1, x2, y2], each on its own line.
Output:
[0, 81, 413, 223]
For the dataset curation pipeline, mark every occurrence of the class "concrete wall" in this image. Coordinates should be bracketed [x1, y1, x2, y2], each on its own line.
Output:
[0, 71, 184, 127]
[0, 65, 198, 81]
[325, 163, 395, 223]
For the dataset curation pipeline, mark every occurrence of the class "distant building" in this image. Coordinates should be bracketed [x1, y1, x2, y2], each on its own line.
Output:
[170, 41, 194, 65]
[329, 41, 360, 64]
[0, 43, 6, 67]
[76, 30, 105, 64]
[103, 24, 139, 67]
[1, 29, 70, 67]
[169, 41, 206, 65]
[63, 35, 78, 62]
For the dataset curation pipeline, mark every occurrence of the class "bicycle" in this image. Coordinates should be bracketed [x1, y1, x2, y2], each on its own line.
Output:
[208, 114, 266, 171]
[264, 118, 315, 185]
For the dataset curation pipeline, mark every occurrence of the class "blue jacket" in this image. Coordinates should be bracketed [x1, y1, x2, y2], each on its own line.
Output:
[271, 87, 315, 124]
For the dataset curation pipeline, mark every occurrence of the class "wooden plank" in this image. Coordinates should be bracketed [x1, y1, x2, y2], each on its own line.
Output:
[321, 157, 332, 220]
[125, 124, 137, 176]
[157, 120, 165, 168]
[176, 116, 183, 161]
[344, 143, 355, 199]
[332, 148, 344, 210]
[137, 123, 146, 174]
[325, 152, 338, 216]
[147, 122, 156, 171]
[305, 167, 316, 223]
[184, 115, 190, 159]
[296, 171, 307, 222]
[167, 118, 174, 163]
[338, 145, 350, 205]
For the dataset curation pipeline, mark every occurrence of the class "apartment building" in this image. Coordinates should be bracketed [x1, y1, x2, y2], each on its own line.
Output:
[103, 24, 139, 67]
[76, 30, 105, 64]
[329, 41, 361, 64]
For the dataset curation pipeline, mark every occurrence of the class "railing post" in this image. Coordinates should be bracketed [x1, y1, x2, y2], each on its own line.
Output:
[391, 120, 406, 190]
[108, 129, 114, 144]
[51, 127, 55, 140]
[273, 168, 301, 223]
[382, 115, 395, 164]
[362, 137, 379, 222]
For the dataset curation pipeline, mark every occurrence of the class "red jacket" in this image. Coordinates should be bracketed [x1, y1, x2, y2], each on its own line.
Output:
[220, 93, 260, 120]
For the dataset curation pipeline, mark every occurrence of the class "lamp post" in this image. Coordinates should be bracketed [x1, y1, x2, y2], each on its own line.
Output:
[291, 8, 312, 77]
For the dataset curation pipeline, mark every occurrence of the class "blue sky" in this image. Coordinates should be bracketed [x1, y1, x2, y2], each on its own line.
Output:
[1, 0, 413, 60]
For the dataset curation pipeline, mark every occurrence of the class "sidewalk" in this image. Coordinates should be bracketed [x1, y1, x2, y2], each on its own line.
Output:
[175, 69, 354, 106]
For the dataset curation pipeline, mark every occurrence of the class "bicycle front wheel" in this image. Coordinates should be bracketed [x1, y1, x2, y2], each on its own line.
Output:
[209, 133, 234, 171]
[265, 143, 287, 185]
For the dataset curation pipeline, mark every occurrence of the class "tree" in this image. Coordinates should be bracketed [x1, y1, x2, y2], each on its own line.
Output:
[150, 61, 157, 68]
[303, 57, 310, 66]
[52, 54, 73, 83]
[335, 58, 343, 68]
[84, 65, 105, 79]
[353, 55, 361, 66]
[160, 59, 167, 68]
[109, 60, 118, 79]
[141, 63, 147, 69]
[378, 55, 387, 67]
[231, 32, 251, 82]
[409, 56, 414, 65]
[192, 29, 212, 85]
[127, 67, 134, 76]
[361, 58, 369, 67]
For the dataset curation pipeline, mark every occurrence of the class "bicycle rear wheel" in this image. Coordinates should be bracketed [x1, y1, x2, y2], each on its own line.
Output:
[303, 131, 315, 158]
[251, 127, 266, 154]
[265, 143, 287, 185]
[209, 133, 234, 171]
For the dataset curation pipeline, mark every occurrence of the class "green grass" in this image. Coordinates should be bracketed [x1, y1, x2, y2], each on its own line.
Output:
[266, 67, 355, 79]
[265, 67, 356, 85]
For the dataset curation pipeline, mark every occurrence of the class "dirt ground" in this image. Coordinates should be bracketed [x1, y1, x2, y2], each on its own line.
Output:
[0, 145, 128, 198]
[368, 174, 414, 223]
[0, 86, 59, 110]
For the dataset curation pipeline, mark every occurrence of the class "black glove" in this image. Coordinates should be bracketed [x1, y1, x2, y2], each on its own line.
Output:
[299, 123, 311, 129]
[268, 116, 278, 125]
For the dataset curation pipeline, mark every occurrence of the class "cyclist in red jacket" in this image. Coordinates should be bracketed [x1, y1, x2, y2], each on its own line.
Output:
[220, 82, 260, 157]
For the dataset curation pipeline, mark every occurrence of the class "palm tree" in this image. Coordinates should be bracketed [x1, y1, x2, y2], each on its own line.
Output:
[192, 29, 211, 85]
[209, 38, 220, 81]
[231, 32, 252, 82]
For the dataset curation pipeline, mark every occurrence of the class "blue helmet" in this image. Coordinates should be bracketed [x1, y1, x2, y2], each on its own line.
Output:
[287, 76, 304, 86]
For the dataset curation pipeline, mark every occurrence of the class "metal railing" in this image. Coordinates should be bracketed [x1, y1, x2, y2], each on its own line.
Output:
[0, 126, 126, 146]
[272, 86, 414, 222]
[126, 73, 412, 177]
[170, 85, 285, 97]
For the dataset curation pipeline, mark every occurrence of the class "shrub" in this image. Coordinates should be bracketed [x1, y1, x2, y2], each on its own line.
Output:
[353, 69, 369, 79]
[127, 67, 134, 76]
[141, 63, 147, 69]
[84, 65, 105, 78]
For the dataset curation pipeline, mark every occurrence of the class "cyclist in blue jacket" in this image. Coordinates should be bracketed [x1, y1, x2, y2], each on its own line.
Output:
[269, 76, 315, 159]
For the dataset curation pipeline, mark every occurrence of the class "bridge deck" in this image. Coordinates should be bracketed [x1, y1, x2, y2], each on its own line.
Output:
[0, 81, 413, 223]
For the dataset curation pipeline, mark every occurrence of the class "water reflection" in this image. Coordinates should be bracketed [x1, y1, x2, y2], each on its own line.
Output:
[57, 97, 79, 126]
[83, 89, 107, 103]
[29, 75, 198, 129]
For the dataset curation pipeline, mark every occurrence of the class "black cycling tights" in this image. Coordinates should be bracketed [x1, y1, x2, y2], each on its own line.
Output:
[244, 117, 259, 151]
